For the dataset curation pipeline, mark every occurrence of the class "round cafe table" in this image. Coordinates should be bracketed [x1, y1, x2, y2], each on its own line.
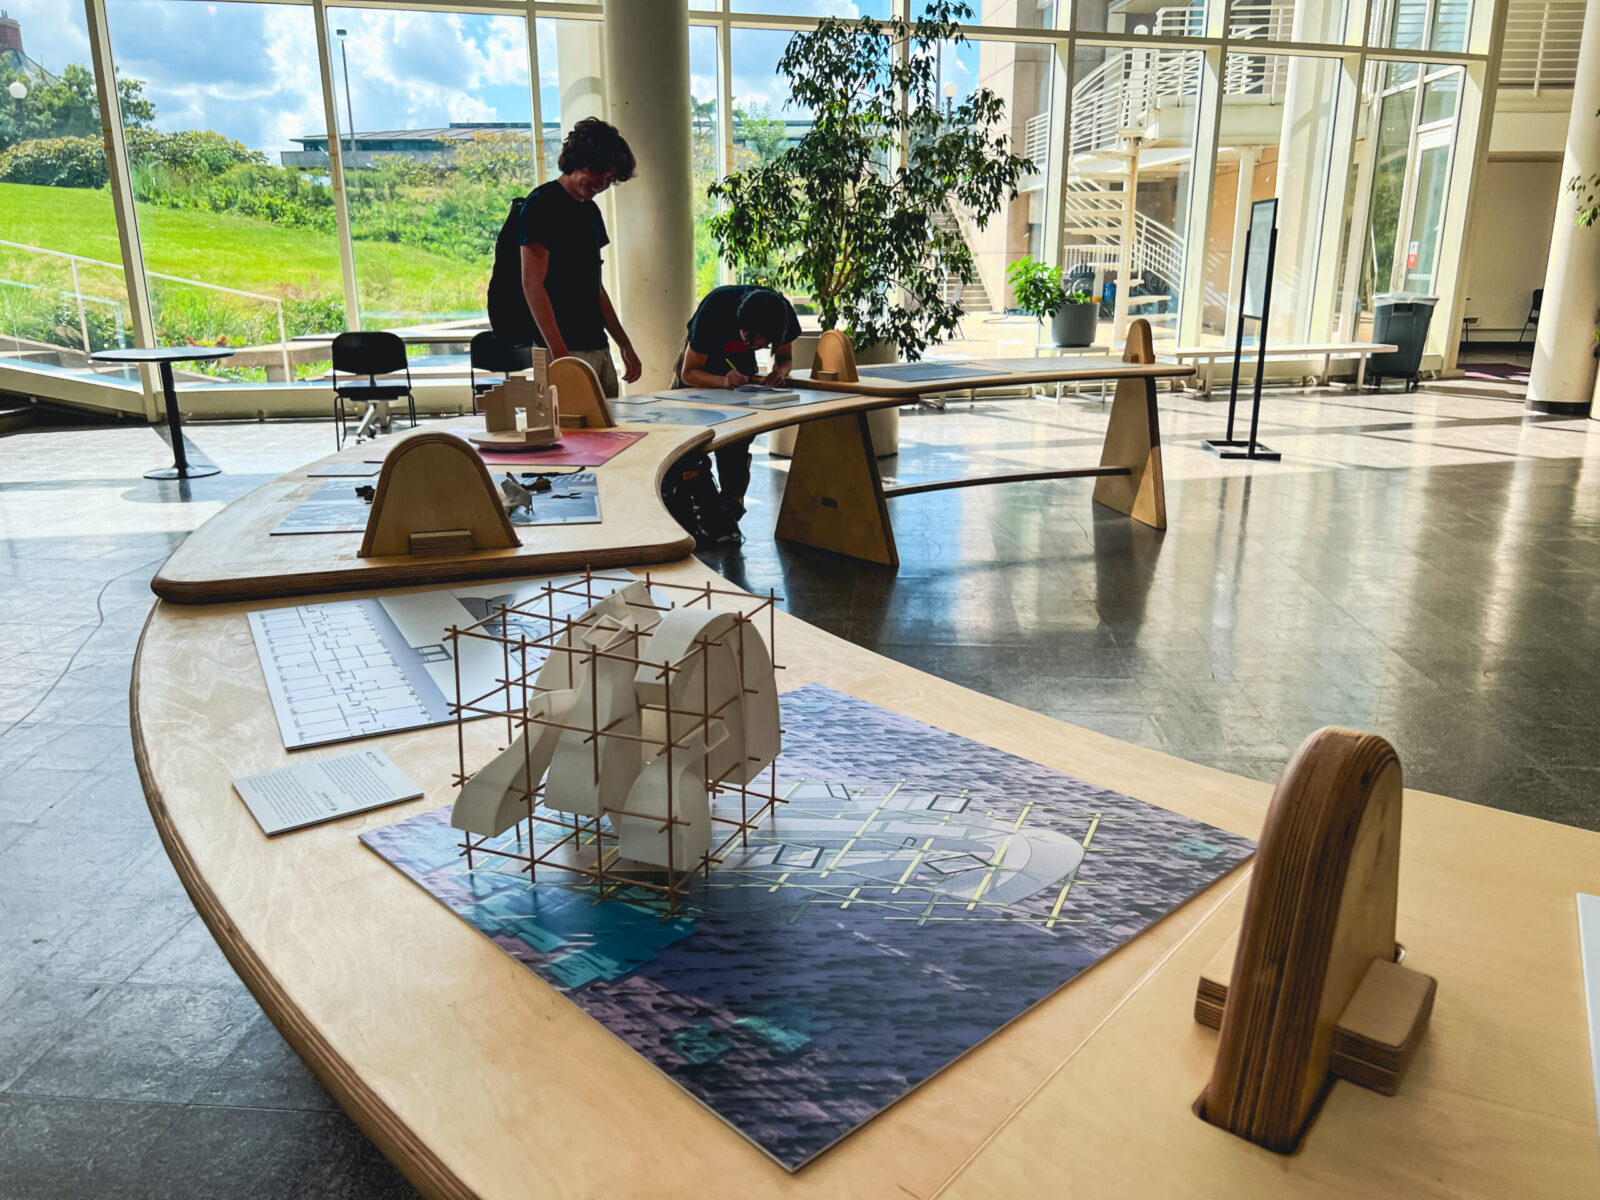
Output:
[90, 345, 233, 480]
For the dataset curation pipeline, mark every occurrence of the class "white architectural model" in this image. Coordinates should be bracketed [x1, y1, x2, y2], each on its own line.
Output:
[447, 575, 784, 894]
[471, 350, 558, 449]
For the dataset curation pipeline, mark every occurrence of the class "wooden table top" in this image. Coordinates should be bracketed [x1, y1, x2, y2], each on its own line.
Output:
[133, 553, 1600, 1199]
[794, 357, 1194, 398]
[149, 419, 705, 604]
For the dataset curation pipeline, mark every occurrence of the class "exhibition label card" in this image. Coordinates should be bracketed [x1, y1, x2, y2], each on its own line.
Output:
[234, 749, 423, 836]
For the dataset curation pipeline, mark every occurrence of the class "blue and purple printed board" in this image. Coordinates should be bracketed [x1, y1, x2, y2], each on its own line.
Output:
[362, 684, 1254, 1170]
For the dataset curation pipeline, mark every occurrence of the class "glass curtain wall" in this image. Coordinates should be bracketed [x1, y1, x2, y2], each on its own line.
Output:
[0, 0, 1496, 407]
[105, 0, 340, 382]
[0, 3, 132, 382]
[326, 8, 535, 333]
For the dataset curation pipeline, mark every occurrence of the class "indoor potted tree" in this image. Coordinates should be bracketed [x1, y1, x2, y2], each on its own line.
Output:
[1007, 255, 1098, 348]
[707, 1, 1033, 366]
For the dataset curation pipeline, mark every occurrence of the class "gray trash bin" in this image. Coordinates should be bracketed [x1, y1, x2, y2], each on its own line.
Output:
[1368, 292, 1438, 391]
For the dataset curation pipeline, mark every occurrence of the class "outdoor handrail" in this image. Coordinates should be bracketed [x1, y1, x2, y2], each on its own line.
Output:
[0, 237, 291, 380]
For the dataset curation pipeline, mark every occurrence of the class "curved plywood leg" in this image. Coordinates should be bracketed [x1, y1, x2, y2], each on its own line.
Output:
[360, 431, 520, 558]
[775, 412, 898, 567]
[1197, 726, 1435, 1152]
[813, 330, 859, 383]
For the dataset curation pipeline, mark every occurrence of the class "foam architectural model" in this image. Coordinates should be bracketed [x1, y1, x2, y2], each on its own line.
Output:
[450, 581, 782, 876]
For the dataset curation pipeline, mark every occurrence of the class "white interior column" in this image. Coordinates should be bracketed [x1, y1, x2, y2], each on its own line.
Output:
[603, 0, 694, 395]
[1527, 0, 1600, 415]
[1225, 145, 1259, 340]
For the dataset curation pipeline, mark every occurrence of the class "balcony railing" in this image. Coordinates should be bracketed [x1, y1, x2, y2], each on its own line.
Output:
[1500, 0, 1584, 92]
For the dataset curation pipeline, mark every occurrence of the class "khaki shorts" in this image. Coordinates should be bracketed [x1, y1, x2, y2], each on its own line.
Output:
[567, 348, 620, 399]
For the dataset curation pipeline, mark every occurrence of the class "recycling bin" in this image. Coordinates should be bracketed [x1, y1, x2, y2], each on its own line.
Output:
[1368, 292, 1439, 391]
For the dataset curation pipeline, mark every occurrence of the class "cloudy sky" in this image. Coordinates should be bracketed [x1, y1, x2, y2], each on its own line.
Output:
[10, 1, 976, 156]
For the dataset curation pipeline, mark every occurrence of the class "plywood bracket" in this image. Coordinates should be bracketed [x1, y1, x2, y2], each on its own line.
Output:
[359, 431, 521, 559]
[1092, 319, 1166, 529]
[1196, 933, 1437, 1098]
[774, 412, 898, 567]
[1196, 726, 1436, 1152]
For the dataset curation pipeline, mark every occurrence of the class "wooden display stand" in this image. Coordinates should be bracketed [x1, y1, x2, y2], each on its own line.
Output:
[358, 431, 521, 559]
[1090, 319, 1166, 528]
[549, 356, 616, 430]
[1196, 726, 1436, 1152]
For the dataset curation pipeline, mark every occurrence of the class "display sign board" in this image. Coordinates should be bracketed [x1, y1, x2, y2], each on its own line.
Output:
[1242, 198, 1278, 320]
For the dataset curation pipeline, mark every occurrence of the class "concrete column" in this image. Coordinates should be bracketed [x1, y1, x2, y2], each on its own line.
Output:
[1527, 0, 1600, 415]
[603, 0, 694, 395]
[557, 22, 605, 126]
[1272, 52, 1340, 343]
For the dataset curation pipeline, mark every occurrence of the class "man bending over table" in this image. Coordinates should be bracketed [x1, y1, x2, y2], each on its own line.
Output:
[665, 284, 802, 546]
[487, 118, 641, 395]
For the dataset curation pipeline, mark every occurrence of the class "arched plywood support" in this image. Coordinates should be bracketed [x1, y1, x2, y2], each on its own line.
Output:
[1197, 726, 1435, 1153]
[813, 329, 859, 383]
[550, 356, 615, 429]
[1092, 318, 1166, 529]
[359, 431, 520, 559]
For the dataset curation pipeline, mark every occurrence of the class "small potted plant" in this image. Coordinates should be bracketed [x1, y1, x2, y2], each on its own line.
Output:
[1007, 256, 1097, 348]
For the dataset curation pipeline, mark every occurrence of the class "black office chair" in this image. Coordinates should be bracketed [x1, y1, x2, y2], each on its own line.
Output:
[468, 330, 534, 402]
[1519, 288, 1542, 347]
[330, 331, 417, 449]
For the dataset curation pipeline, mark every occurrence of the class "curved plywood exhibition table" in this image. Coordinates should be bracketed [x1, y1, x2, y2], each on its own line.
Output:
[132, 422, 1600, 1196]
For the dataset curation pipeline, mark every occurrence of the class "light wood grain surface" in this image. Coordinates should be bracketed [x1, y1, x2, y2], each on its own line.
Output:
[793, 359, 1193, 398]
[150, 418, 705, 604]
[133, 555, 1600, 1198]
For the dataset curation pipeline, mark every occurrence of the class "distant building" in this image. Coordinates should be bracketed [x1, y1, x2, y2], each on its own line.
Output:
[0, 10, 60, 84]
[282, 122, 553, 170]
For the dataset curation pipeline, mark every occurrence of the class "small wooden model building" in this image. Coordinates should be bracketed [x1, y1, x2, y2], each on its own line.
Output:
[470, 349, 560, 449]
[1195, 726, 1437, 1152]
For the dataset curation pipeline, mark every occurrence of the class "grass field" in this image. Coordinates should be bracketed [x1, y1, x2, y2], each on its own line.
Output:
[0, 182, 489, 317]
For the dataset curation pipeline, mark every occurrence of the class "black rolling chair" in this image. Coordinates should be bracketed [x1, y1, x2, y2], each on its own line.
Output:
[330, 331, 417, 449]
[1519, 288, 1542, 348]
[468, 330, 534, 403]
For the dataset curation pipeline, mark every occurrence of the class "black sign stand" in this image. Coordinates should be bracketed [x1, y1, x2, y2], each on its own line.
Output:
[1203, 199, 1281, 462]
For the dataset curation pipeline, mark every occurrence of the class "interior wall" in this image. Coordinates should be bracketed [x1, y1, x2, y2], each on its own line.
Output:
[1461, 156, 1563, 337]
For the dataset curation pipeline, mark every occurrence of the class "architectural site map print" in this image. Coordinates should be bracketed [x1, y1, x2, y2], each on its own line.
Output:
[363, 685, 1255, 1170]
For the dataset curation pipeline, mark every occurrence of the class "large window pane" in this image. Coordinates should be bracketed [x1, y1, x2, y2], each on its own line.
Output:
[1334, 60, 1463, 338]
[689, 25, 721, 298]
[105, 0, 340, 383]
[328, 8, 535, 332]
[936, 36, 1056, 354]
[1200, 53, 1341, 345]
[1074, 0, 1209, 36]
[734, 1, 893, 16]
[0, 4, 133, 382]
[535, 17, 604, 181]
[1064, 46, 1202, 349]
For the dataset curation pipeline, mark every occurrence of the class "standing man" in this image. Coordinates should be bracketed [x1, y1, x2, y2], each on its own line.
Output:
[666, 284, 802, 546]
[487, 118, 641, 396]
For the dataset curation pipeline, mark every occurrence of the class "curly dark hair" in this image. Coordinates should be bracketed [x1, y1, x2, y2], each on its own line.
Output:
[557, 118, 636, 183]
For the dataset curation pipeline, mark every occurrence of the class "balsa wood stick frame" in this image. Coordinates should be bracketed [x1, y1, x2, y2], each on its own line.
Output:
[445, 569, 786, 910]
[1197, 726, 1436, 1152]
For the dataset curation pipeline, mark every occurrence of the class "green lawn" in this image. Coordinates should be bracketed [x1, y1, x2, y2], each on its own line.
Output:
[0, 182, 488, 315]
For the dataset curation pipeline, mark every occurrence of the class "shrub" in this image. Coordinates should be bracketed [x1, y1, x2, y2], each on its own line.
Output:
[0, 136, 107, 188]
[1006, 256, 1065, 318]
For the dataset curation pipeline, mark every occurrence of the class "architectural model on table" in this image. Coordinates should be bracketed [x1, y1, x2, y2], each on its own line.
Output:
[471, 349, 559, 449]
[447, 571, 783, 887]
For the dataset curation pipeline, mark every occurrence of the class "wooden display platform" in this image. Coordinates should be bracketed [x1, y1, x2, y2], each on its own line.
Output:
[133, 553, 1600, 1199]
[149, 418, 703, 604]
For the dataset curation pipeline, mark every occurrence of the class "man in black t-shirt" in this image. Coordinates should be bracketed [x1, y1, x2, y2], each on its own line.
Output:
[663, 285, 802, 546]
[486, 118, 640, 396]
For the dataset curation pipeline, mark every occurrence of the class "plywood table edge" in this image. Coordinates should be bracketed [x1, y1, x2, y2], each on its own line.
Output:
[127, 613, 476, 1200]
[795, 363, 1195, 398]
[150, 421, 710, 605]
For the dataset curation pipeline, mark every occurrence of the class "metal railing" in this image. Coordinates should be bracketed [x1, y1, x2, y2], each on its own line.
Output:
[1024, 112, 1051, 171]
[1500, 0, 1584, 92]
[0, 238, 292, 380]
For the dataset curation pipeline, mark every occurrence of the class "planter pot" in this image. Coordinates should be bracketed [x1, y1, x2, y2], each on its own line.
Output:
[1052, 302, 1098, 348]
[767, 334, 900, 459]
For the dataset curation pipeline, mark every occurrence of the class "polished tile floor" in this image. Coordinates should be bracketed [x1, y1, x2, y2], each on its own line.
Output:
[1, 368, 1596, 1196]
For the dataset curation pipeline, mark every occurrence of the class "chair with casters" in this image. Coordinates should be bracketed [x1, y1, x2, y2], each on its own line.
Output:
[469, 331, 534, 406]
[330, 331, 417, 449]
[1519, 289, 1542, 348]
